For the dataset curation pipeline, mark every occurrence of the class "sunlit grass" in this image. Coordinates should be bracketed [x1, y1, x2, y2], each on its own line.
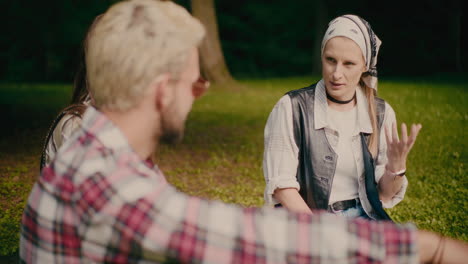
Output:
[0, 77, 466, 257]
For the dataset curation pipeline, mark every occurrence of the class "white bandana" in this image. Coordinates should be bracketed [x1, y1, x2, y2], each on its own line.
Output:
[321, 15, 382, 90]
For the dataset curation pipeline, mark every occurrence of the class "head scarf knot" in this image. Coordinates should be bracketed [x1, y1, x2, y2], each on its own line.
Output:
[321, 15, 382, 90]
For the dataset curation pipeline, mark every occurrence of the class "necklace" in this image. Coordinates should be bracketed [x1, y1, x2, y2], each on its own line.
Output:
[326, 90, 356, 104]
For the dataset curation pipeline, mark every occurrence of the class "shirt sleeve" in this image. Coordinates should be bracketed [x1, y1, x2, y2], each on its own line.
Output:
[375, 102, 409, 208]
[263, 95, 300, 206]
[59, 115, 83, 144]
[81, 170, 419, 263]
[45, 114, 83, 165]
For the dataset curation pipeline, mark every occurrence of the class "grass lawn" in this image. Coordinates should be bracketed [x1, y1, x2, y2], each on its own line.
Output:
[0, 77, 466, 258]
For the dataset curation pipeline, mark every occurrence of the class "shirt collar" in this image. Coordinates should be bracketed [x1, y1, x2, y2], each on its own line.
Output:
[314, 80, 373, 134]
[81, 106, 162, 173]
[81, 106, 131, 152]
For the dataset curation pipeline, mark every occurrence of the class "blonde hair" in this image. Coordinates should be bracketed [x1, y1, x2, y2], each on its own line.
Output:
[362, 81, 378, 158]
[86, 0, 205, 111]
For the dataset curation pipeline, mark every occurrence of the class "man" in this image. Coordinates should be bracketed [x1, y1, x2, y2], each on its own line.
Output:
[20, 0, 466, 263]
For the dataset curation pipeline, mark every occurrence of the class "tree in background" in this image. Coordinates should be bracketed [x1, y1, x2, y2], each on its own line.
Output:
[191, 0, 234, 83]
[311, 0, 327, 75]
[1, 0, 466, 82]
[450, 0, 462, 72]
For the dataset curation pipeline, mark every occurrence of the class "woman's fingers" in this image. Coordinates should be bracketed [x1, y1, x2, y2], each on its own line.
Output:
[401, 123, 408, 145]
[407, 124, 422, 149]
[385, 124, 392, 145]
[386, 122, 422, 155]
[392, 122, 399, 142]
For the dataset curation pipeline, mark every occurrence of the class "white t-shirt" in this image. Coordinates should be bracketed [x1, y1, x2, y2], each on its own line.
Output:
[44, 114, 83, 166]
[327, 106, 360, 204]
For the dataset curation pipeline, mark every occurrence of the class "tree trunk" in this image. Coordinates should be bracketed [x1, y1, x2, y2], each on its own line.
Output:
[311, 0, 327, 75]
[191, 0, 234, 84]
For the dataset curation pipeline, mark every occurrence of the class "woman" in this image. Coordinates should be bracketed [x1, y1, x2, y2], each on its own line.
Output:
[39, 16, 101, 170]
[263, 15, 422, 220]
[39, 15, 210, 170]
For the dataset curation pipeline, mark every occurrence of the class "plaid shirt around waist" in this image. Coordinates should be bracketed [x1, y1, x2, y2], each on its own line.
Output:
[20, 107, 418, 263]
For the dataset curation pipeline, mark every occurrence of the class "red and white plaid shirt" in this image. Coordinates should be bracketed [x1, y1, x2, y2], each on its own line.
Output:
[20, 107, 418, 263]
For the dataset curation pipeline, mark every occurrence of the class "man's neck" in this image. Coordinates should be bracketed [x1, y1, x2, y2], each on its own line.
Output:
[102, 108, 159, 161]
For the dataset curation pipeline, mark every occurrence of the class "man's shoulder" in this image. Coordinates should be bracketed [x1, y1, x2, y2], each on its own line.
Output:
[47, 129, 118, 184]
[48, 134, 159, 196]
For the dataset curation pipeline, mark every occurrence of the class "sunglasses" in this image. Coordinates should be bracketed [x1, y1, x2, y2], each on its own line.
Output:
[192, 77, 209, 98]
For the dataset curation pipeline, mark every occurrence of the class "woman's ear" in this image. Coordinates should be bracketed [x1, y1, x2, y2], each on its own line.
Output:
[151, 73, 171, 112]
[362, 63, 367, 73]
[361, 55, 367, 73]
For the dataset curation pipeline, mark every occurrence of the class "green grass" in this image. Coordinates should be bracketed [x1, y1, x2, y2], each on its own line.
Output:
[0, 77, 467, 258]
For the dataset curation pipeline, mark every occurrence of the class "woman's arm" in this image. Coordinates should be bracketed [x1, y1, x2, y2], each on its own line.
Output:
[274, 188, 313, 214]
[374, 103, 422, 204]
[263, 96, 310, 210]
[378, 122, 422, 202]
[44, 114, 84, 166]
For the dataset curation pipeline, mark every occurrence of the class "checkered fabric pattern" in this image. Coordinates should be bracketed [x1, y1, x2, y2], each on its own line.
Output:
[20, 107, 418, 263]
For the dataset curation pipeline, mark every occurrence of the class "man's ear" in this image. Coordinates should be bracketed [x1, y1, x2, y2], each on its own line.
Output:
[151, 73, 171, 111]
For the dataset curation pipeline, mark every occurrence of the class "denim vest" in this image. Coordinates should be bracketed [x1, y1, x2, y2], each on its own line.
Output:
[287, 83, 390, 220]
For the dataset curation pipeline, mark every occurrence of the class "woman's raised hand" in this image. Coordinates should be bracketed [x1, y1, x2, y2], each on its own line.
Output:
[384, 122, 422, 173]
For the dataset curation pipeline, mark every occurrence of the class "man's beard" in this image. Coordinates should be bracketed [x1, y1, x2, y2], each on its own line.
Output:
[159, 106, 185, 145]
[160, 125, 184, 145]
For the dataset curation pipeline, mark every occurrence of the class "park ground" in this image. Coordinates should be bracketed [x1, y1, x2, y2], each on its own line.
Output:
[0, 77, 467, 259]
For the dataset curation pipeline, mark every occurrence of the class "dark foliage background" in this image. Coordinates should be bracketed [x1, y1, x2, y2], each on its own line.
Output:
[1, 0, 466, 82]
